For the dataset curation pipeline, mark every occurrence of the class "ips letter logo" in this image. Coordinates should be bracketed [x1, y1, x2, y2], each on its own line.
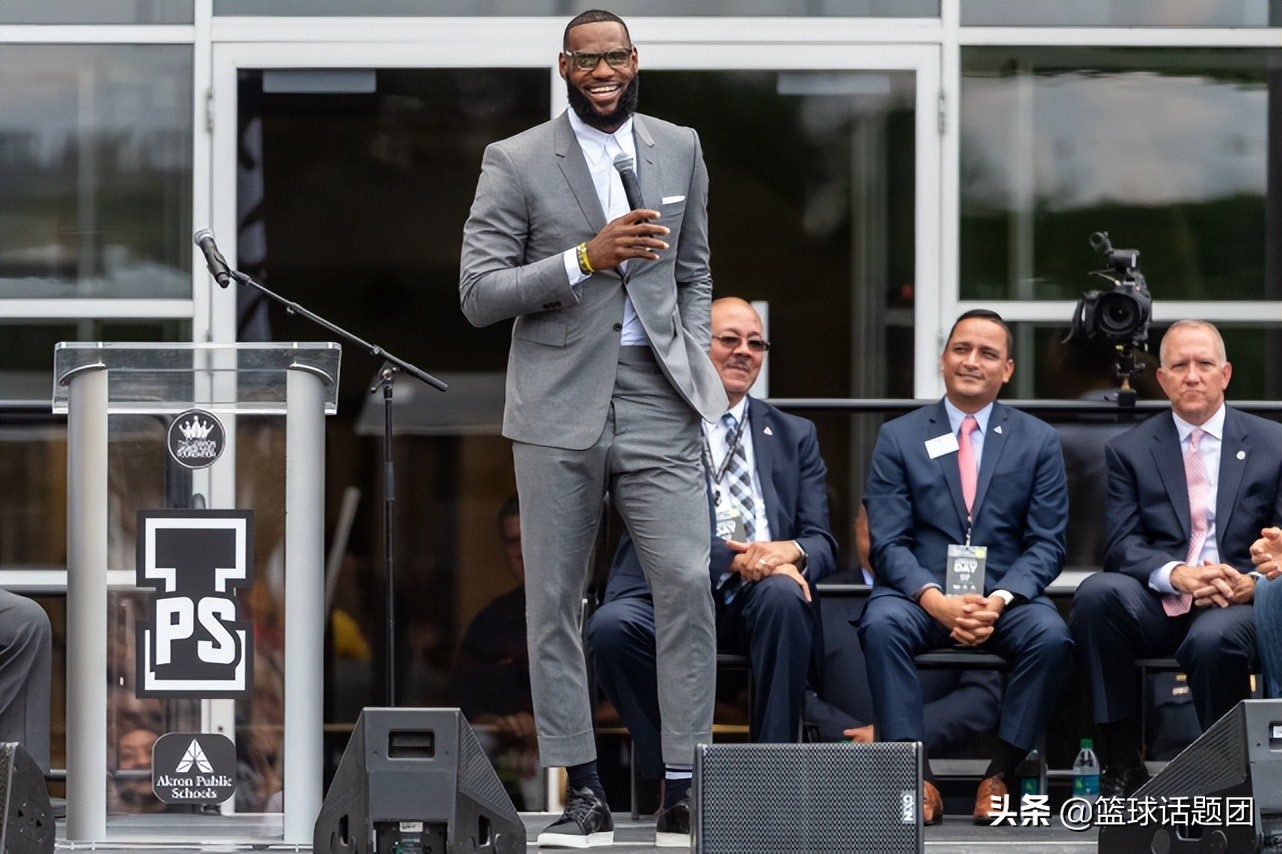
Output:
[136, 510, 254, 698]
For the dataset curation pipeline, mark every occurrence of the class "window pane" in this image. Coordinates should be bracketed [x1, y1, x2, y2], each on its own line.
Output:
[213, 0, 937, 17]
[0, 1, 191, 24]
[962, 0, 1279, 28]
[1013, 322, 1281, 401]
[960, 47, 1281, 302]
[645, 69, 917, 401]
[0, 45, 193, 299]
[0, 320, 191, 404]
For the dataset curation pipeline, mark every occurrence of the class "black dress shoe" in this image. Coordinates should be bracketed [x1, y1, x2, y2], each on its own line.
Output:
[654, 796, 691, 848]
[1099, 765, 1149, 799]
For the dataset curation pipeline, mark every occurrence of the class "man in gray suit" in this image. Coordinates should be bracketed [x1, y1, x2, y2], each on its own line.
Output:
[460, 9, 725, 847]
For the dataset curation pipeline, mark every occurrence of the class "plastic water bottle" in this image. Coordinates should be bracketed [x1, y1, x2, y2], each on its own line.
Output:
[1072, 738, 1101, 802]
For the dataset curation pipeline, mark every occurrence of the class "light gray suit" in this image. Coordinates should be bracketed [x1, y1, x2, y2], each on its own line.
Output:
[460, 111, 725, 768]
[0, 588, 51, 772]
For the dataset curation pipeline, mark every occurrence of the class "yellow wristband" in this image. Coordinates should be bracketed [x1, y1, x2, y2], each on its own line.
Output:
[576, 242, 595, 275]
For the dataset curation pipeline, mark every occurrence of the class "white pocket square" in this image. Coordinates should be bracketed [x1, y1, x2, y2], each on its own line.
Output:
[661, 194, 685, 204]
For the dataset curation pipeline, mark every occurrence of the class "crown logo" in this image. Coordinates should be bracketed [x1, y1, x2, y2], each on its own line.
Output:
[179, 416, 214, 441]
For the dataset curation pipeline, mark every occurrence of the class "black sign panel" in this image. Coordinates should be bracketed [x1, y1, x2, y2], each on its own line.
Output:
[135, 509, 254, 699]
[152, 732, 238, 804]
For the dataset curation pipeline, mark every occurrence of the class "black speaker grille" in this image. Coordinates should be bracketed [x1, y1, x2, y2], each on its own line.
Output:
[456, 714, 510, 810]
[1137, 703, 1247, 799]
[695, 743, 922, 854]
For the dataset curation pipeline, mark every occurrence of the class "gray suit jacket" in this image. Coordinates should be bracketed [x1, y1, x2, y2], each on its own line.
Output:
[460, 111, 726, 450]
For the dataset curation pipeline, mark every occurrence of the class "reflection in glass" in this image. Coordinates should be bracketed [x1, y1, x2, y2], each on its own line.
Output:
[0, 1, 192, 24]
[960, 48, 1280, 302]
[0, 45, 193, 299]
[961, 0, 1279, 28]
[646, 69, 917, 401]
[1022, 322, 1277, 401]
[212, 0, 938, 17]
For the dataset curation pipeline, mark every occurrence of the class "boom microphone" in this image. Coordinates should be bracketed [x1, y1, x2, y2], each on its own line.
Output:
[193, 228, 233, 288]
[611, 152, 645, 213]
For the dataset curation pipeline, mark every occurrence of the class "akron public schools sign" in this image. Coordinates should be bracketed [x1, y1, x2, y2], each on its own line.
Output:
[152, 733, 237, 805]
[135, 509, 254, 699]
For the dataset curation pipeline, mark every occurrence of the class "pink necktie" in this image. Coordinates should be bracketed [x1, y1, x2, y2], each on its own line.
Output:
[1165, 427, 1208, 617]
[958, 415, 980, 515]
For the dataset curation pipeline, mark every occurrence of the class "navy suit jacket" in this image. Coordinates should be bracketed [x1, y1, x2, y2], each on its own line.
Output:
[1103, 405, 1282, 582]
[603, 396, 837, 602]
[865, 399, 1068, 604]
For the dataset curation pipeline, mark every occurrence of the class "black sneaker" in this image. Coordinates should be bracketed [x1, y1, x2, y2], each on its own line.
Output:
[537, 786, 614, 848]
[1099, 764, 1150, 800]
[654, 796, 691, 848]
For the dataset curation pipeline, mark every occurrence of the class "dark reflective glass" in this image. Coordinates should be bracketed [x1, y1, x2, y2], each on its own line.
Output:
[961, 47, 1282, 302]
[0, 45, 194, 299]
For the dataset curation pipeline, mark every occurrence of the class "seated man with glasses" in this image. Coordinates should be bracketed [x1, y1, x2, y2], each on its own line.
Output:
[588, 297, 837, 847]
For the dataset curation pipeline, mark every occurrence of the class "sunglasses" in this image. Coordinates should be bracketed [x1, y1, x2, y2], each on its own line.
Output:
[563, 48, 633, 71]
[714, 335, 771, 353]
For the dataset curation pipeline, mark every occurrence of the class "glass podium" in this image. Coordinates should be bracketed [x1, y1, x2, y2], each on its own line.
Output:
[53, 343, 340, 845]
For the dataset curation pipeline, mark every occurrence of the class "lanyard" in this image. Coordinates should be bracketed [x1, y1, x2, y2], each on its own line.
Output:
[702, 415, 749, 488]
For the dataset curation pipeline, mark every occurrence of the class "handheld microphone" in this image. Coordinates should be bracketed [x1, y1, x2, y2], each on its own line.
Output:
[193, 228, 233, 288]
[611, 153, 645, 213]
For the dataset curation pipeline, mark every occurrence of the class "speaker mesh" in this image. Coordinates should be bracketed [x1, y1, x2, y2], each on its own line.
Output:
[1136, 702, 1247, 799]
[456, 714, 509, 809]
[695, 743, 922, 854]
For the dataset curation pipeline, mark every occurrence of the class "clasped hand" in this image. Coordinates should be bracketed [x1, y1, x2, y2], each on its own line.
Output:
[1171, 562, 1254, 608]
[920, 589, 1004, 647]
[726, 539, 811, 602]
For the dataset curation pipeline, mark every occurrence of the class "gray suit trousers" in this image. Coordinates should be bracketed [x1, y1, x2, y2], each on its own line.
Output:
[514, 347, 715, 769]
[0, 588, 51, 771]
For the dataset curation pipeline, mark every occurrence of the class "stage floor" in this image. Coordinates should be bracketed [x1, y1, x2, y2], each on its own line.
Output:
[54, 812, 1101, 852]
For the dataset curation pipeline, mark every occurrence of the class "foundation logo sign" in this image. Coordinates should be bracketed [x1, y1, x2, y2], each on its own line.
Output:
[167, 408, 226, 469]
[136, 509, 254, 699]
[152, 733, 237, 804]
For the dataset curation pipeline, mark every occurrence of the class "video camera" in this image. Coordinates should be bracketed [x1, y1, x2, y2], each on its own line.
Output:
[1064, 232, 1153, 406]
[1066, 231, 1152, 350]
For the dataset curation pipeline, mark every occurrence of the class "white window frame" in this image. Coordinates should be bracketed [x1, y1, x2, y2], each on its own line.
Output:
[944, 0, 1282, 399]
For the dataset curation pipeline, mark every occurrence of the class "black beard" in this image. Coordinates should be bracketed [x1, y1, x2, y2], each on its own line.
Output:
[566, 74, 639, 131]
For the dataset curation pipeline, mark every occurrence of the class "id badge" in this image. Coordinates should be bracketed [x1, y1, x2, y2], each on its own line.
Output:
[715, 506, 748, 542]
[946, 544, 987, 596]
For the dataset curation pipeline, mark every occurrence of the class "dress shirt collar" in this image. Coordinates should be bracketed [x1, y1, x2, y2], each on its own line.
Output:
[566, 109, 636, 164]
[1172, 403, 1226, 444]
[943, 397, 994, 438]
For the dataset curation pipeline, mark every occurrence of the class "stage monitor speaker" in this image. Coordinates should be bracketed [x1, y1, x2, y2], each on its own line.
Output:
[313, 708, 525, 854]
[694, 742, 923, 853]
[1098, 698, 1282, 853]
[0, 742, 52, 854]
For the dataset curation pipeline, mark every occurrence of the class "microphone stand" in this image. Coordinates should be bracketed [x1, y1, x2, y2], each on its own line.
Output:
[225, 269, 446, 707]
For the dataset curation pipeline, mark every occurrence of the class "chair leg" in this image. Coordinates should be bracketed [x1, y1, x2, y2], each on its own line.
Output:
[629, 739, 640, 820]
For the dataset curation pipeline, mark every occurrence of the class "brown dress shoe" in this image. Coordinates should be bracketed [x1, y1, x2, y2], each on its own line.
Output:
[922, 779, 943, 826]
[972, 773, 1009, 824]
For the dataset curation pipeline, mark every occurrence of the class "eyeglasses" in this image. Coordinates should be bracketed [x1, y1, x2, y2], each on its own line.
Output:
[563, 48, 633, 71]
[714, 335, 771, 353]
